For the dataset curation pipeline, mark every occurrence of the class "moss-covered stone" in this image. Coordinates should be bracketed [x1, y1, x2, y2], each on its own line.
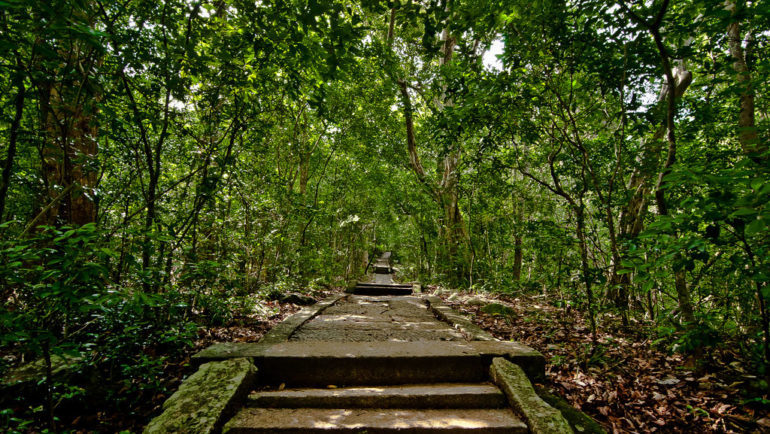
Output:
[425, 296, 497, 341]
[535, 386, 606, 434]
[480, 303, 516, 317]
[144, 357, 256, 434]
[490, 357, 572, 434]
[2, 353, 82, 387]
[1, 354, 85, 406]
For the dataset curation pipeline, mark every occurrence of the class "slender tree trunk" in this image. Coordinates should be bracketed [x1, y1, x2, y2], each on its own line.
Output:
[0, 68, 25, 221]
[42, 342, 55, 431]
[619, 2, 696, 325]
[674, 267, 695, 323]
[512, 234, 523, 281]
[650, 25, 698, 325]
[575, 205, 598, 343]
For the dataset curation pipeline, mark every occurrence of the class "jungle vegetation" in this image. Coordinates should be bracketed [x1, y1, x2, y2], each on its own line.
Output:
[0, 0, 768, 430]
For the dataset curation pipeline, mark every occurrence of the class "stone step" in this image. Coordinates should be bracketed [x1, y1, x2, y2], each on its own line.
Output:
[256, 342, 482, 386]
[353, 285, 413, 295]
[223, 408, 527, 433]
[194, 341, 544, 385]
[248, 383, 507, 409]
[356, 282, 413, 288]
[228, 341, 544, 386]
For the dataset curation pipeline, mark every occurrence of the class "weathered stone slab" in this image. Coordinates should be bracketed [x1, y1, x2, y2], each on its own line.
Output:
[374, 273, 395, 284]
[192, 342, 269, 363]
[353, 286, 413, 295]
[291, 299, 467, 341]
[470, 341, 545, 380]
[193, 341, 545, 385]
[287, 295, 466, 342]
[535, 386, 607, 434]
[289, 326, 466, 342]
[356, 282, 413, 288]
[490, 357, 572, 434]
[2, 353, 82, 388]
[144, 357, 257, 434]
[255, 341, 486, 386]
[248, 383, 507, 409]
[298, 316, 444, 327]
[426, 295, 497, 342]
[258, 294, 345, 344]
[1, 354, 84, 406]
[223, 408, 527, 433]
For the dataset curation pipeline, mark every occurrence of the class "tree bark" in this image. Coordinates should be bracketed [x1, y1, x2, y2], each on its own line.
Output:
[619, 1, 695, 324]
[0, 66, 25, 222]
[726, 2, 764, 157]
[38, 69, 99, 227]
[512, 234, 523, 281]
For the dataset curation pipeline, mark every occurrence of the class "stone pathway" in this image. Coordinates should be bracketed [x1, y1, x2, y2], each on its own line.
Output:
[145, 258, 573, 433]
[290, 295, 466, 342]
[352, 252, 413, 295]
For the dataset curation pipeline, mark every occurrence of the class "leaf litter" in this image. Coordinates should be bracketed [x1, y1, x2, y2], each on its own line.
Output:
[435, 289, 770, 433]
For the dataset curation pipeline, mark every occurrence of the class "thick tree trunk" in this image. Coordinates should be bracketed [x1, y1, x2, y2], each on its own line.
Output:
[392, 8, 467, 280]
[618, 67, 691, 240]
[38, 80, 99, 227]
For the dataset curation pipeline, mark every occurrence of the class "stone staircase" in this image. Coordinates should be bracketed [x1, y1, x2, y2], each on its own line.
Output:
[145, 291, 573, 434]
[219, 340, 541, 432]
[227, 383, 526, 432]
[352, 252, 414, 295]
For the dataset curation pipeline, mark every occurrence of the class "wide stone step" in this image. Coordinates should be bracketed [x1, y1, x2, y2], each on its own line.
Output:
[256, 341, 484, 386]
[353, 285, 413, 295]
[248, 383, 507, 409]
[193, 341, 544, 386]
[356, 282, 413, 288]
[223, 408, 527, 433]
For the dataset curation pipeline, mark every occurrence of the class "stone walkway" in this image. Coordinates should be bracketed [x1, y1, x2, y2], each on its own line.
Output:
[290, 295, 466, 342]
[145, 257, 573, 433]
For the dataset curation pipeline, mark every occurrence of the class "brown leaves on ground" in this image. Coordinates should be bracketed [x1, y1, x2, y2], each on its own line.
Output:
[436, 290, 769, 433]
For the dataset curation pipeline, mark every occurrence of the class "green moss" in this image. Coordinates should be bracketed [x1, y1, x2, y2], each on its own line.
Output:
[480, 303, 516, 317]
[490, 357, 572, 434]
[144, 358, 256, 434]
[535, 386, 607, 434]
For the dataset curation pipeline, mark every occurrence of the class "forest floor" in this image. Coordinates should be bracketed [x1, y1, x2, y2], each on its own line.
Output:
[435, 288, 770, 433]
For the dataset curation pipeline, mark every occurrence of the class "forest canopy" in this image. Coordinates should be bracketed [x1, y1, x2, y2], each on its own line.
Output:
[0, 0, 768, 431]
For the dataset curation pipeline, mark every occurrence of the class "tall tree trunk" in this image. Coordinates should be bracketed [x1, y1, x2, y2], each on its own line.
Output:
[619, 1, 695, 324]
[391, 7, 467, 281]
[38, 75, 99, 227]
[0, 65, 25, 222]
[512, 234, 523, 281]
[575, 204, 598, 342]
[726, 2, 764, 157]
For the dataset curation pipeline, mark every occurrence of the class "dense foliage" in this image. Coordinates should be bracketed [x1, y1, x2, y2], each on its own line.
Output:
[0, 0, 768, 431]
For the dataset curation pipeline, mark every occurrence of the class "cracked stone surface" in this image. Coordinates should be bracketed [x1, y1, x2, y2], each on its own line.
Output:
[289, 295, 466, 342]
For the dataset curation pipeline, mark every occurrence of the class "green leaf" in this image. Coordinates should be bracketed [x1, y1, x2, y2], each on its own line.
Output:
[745, 218, 765, 236]
[731, 208, 756, 217]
